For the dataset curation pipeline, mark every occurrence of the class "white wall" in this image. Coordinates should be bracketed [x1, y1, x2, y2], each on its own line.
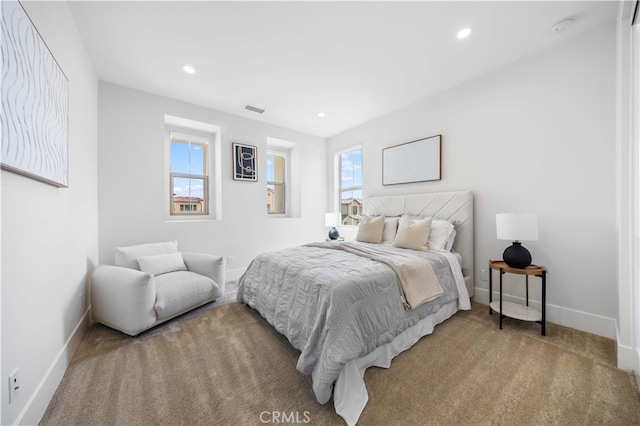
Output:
[1, 2, 98, 424]
[328, 24, 617, 338]
[98, 83, 327, 279]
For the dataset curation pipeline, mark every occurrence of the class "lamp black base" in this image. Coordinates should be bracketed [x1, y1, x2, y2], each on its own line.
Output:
[503, 242, 532, 269]
[328, 227, 340, 240]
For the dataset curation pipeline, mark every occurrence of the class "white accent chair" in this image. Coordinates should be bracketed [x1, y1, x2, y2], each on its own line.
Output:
[92, 241, 224, 336]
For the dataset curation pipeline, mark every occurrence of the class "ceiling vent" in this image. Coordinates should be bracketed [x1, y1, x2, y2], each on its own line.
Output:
[244, 104, 265, 114]
[550, 18, 573, 33]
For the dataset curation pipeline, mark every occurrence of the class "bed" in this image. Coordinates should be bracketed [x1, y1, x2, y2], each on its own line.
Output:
[237, 191, 474, 425]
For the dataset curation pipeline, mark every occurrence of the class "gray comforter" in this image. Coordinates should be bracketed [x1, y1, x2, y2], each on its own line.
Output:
[236, 241, 462, 403]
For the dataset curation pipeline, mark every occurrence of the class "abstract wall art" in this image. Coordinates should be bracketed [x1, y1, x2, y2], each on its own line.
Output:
[1, 0, 69, 187]
[233, 143, 257, 181]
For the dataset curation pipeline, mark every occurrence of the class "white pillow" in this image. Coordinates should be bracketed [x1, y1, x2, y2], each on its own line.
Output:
[428, 219, 456, 251]
[393, 216, 432, 251]
[137, 252, 187, 276]
[356, 215, 385, 244]
[382, 217, 399, 243]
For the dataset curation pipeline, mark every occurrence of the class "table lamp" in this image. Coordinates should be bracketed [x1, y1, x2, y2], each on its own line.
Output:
[325, 213, 340, 240]
[496, 213, 538, 269]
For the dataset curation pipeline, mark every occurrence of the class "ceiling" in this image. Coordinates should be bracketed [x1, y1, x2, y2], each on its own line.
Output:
[68, 1, 618, 138]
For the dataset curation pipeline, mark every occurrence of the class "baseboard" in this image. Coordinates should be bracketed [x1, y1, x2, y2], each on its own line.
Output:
[615, 341, 639, 372]
[615, 322, 640, 372]
[473, 287, 616, 339]
[16, 307, 91, 425]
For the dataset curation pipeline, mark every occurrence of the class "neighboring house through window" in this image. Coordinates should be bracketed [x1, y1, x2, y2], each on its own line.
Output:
[338, 147, 363, 226]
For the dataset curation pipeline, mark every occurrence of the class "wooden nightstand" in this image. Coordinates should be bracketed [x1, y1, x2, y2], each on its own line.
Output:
[489, 260, 547, 336]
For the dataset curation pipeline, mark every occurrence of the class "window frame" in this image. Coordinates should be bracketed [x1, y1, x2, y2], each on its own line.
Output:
[337, 146, 363, 227]
[169, 131, 210, 217]
[267, 149, 287, 215]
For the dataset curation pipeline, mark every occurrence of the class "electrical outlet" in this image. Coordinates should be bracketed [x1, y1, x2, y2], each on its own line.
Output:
[9, 369, 19, 403]
[481, 269, 489, 281]
[227, 256, 234, 265]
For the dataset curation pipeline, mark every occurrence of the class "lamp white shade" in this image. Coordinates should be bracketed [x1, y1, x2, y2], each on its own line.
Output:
[496, 213, 538, 241]
[325, 213, 337, 227]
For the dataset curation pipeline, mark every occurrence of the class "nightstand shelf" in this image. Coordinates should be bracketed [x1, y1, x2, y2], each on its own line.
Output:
[489, 301, 542, 322]
[489, 260, 547, 335]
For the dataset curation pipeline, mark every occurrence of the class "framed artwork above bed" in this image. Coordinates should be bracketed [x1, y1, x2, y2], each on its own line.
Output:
[382, 134, 441, 185]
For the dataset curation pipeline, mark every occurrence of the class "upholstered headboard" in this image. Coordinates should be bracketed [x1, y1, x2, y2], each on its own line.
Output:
[364, 190, 474, 297]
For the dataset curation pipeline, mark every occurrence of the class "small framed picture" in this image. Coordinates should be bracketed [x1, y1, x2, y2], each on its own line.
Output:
[233, 143, 257, 181]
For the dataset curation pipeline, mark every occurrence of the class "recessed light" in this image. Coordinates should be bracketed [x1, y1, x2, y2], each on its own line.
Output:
[318, 112, 326, 118]
[182, 65, 196, 74]
[456, 28, 472, 39]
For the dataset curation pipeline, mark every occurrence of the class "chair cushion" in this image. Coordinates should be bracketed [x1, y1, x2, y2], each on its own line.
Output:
[115, 241, 178, 270]
[138, 252, 187, 276]
[154, 271, 217, 320]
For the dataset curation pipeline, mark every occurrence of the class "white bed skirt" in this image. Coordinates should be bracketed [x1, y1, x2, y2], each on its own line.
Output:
[331, 300, 460, 426]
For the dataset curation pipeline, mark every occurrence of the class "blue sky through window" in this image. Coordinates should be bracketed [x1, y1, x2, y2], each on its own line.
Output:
[267, 155, 274, 182]
[341, 148, 363, 200]
[171, 140, 205, 198]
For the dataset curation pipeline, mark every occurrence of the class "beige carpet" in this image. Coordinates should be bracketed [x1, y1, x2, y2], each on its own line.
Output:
[41, 300, 640, 426]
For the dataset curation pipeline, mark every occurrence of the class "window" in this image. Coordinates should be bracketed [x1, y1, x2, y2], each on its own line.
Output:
[266, 137, 299, 217]
[338, 147, 363, 226]
[170, 132, 209, 216]
[165, 115, 221, 221]
[267, 151, 286, 214]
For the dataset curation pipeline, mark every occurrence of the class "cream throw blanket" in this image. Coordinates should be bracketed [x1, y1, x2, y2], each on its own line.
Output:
[306, 242, 444, 309]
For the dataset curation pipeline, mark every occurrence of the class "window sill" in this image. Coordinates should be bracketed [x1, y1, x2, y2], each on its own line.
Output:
[165, 217, 219, 223]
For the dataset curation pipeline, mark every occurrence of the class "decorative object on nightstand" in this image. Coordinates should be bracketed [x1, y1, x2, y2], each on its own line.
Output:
[496, 213, 538, 269]
[489, 260, 547, 336]
[325, 213, 340, 240]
